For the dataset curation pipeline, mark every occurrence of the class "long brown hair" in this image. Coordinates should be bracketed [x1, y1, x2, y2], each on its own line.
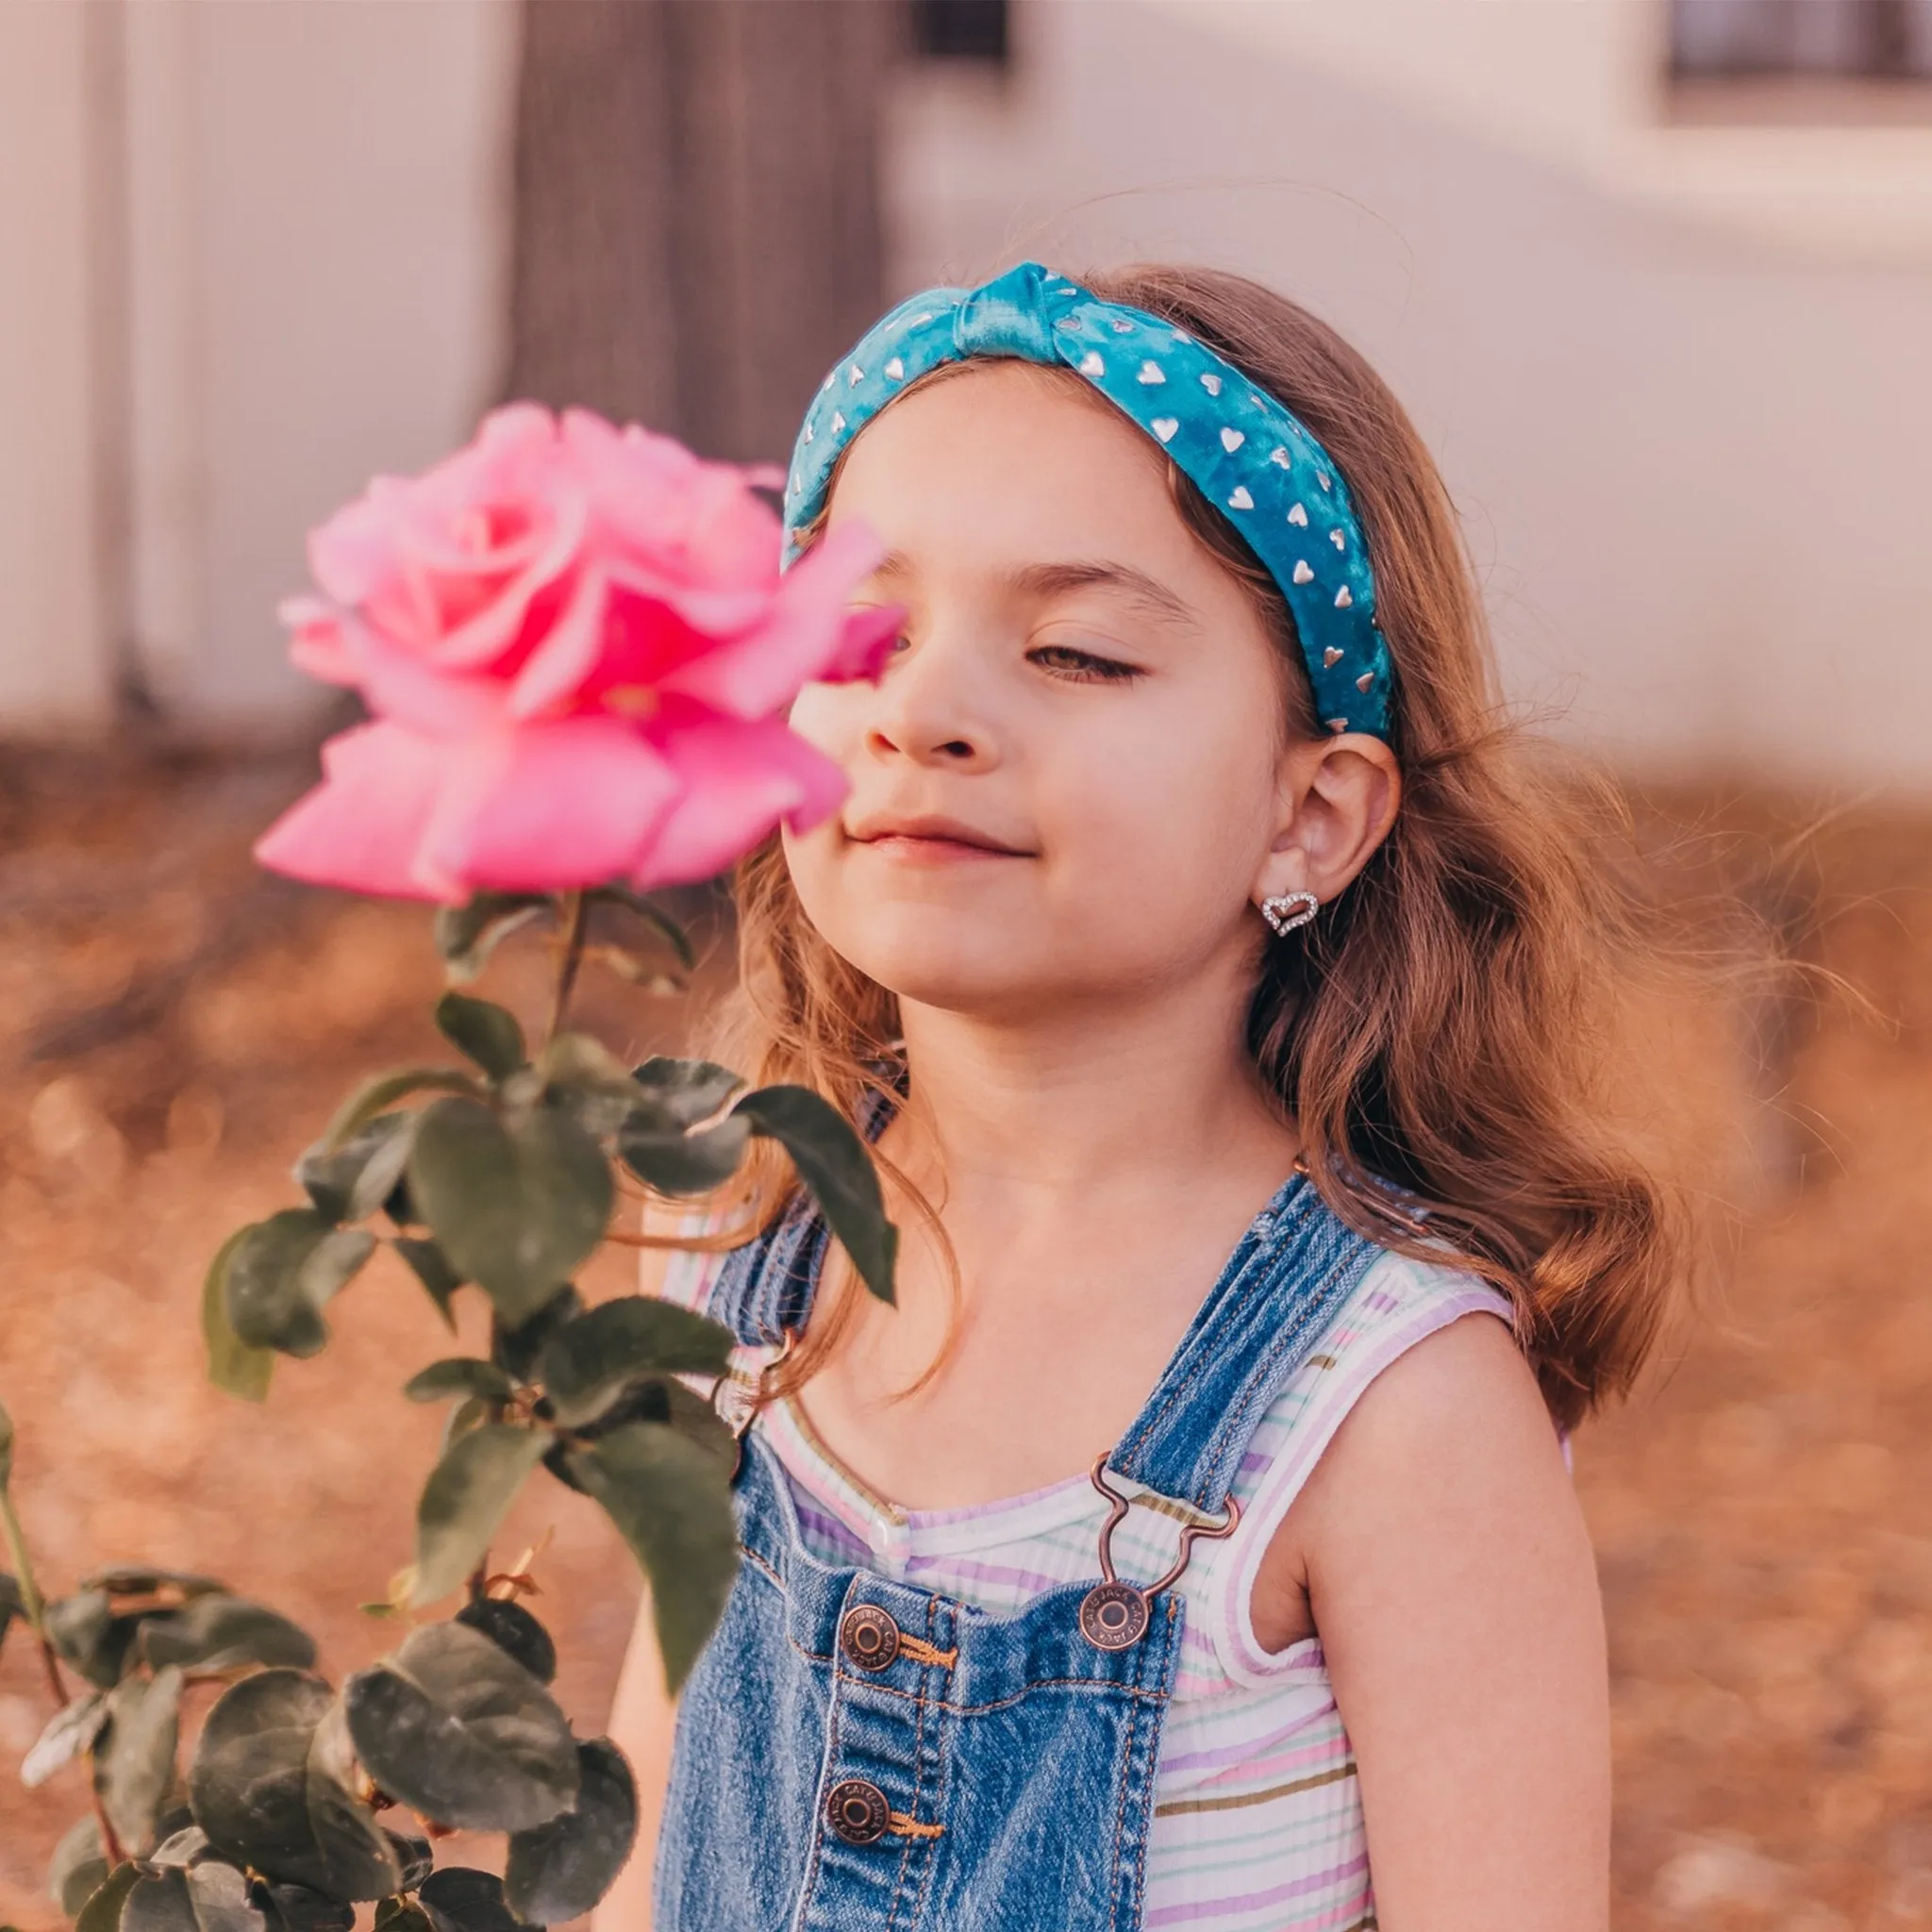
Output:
[707, 261, 1689, 1432]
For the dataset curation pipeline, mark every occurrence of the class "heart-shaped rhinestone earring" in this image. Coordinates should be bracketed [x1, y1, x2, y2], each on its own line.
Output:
[1259, 891, 1319, 938]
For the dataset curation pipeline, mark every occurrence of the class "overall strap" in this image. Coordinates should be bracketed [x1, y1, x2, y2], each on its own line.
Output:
[704, 1190, 826, 1345]
[1106, 1176, 1382, 1514]
[701, 1084, 896, 1345]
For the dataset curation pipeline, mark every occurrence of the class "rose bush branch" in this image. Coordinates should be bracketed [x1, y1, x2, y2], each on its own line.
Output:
[15, 405, 904, 1932]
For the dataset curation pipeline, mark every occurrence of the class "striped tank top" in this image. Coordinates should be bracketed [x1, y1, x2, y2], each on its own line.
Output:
[658, 1241, 1510, 1931]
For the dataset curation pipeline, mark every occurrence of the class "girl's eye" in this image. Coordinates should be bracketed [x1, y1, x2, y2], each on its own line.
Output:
[1026, 642, 1144, 684]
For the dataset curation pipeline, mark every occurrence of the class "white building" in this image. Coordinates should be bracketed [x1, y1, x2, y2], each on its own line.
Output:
[5, 0, 1931, 794]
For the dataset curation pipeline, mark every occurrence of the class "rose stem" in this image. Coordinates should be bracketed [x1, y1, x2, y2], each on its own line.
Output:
[545, 890, 591, 1047]
[1, 1475, 126, 1864]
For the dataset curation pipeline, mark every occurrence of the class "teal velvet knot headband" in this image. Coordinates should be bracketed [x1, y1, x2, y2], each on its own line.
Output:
[781, 260, 1393, 740]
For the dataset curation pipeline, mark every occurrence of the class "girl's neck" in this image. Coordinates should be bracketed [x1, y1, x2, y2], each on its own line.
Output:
[888, 986, 1299, 1207]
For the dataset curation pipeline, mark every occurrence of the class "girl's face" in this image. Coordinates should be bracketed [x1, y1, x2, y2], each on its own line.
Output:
[783, 361, 1307, 1024]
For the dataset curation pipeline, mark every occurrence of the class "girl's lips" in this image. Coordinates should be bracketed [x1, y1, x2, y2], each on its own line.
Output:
[857, 832, 1026, 865]
[845, 812, 1034, 860]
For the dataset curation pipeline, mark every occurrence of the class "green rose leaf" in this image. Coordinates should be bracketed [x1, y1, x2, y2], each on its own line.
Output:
[82, 1566, 224, 1597]
[203, 1226, 274, 1403]
[402, 1358, 515, 1406]
[503, 1736, 639, 1923]
[123, 1871, 195, 1932]
[408, 1099, 611, 1328]
[123, 1862, 264, 1932]
[538, 1034, 655, 1138]
[646, 1374, 739, 1472]
[385, 1832, 435, 1891]
[225, 1211, 375, 1359]
[47, 1815, 108, 1917]
[138, 1595, 318, 1674]
[75, 1862, 142, 1932]
[435, 893, 552, 983]
[391, 1237, 464, 1330]
[148, 1825, 210, 1867]
[541, 1374, 734, 1494]
[537, 1296, 735, 1428]
[155, 1798, 198, 1841]
[591, 888, 696, 969]
[258, 1889, 353, 1932]
[491, 1285, 581, 1382]
[416, 1870, 529, 1932]
[322, 1067, 485, 1151]
[438, 1395, 491, 1458]
[21, 1690, 108, 1787]
[616, 1111, 752, 1197]
[189, 1670, 400, 1901]
[566, 1421, 738, 1692]
[410, 1425, 549, 1607]
[94, 1665, 183, 1856]
[295, 1114, 416, 1226]
[46, 1591, 143, 1691]
[370, 1901, 434, 1932]
[733, 1085, 898, 1305]
[434, 992, 527, 1083]
[342, 1622, 576, 1833]
[452, 1598, 557, 1686]
[628, 1057, 742, 1128]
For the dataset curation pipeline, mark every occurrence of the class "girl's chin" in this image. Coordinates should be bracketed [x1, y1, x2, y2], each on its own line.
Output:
[833, 936, 1062, 1016]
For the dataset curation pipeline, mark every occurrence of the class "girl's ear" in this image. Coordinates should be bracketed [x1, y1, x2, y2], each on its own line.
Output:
[1253, 733, 1402, 913]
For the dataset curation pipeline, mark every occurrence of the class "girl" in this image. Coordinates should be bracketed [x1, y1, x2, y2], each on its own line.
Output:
[603, 260, 1680, 1930]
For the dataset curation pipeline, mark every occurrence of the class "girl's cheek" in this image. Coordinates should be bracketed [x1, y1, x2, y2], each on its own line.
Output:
[786, 681, 863, 760]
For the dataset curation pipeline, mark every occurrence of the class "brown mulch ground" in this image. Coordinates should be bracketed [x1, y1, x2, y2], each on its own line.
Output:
[0, 747, 1927, 1928]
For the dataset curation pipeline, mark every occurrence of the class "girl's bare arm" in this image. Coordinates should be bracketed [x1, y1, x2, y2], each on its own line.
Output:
[1281, 1312, 1610, 1929]
[595, 1597, 678, 1932]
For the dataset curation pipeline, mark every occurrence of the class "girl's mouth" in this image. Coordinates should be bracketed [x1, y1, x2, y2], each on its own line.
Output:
[846, 813, 1034, 863]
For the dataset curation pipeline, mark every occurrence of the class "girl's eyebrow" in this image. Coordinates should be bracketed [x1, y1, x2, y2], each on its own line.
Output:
[872, 551, 1193, 625]
[1009, 560, 1194, 624]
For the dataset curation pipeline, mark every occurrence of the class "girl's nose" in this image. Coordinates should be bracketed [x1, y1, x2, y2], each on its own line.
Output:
[863, 630, 999, 772]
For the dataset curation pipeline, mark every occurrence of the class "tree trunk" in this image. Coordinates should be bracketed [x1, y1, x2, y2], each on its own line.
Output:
[504, 0, 901, 465]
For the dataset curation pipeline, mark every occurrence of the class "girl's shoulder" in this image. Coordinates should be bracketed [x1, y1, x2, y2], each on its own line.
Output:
[1292, 1241, 1515, 1394]
[1251, 1241, 1517, 1482]
[1206, 1244, 1517, 1683]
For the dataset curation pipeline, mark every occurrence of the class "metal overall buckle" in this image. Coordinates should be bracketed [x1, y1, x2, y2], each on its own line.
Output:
[1078, 1457, 1241, 1652]
[714, 1327, 796, 1479]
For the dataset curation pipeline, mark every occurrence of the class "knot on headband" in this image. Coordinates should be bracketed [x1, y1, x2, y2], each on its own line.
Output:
[782, 260, 1393, 740]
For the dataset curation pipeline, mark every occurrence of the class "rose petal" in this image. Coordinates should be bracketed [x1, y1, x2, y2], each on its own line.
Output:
[505, 563, 610, 720]
[279, 599, 359, 685]
[253, 722, 452, 901]
[417, 715, 682, 894]
[824, 602, 904, 684]
[425, 483, 590, 670]
[602, 558, 773, 639]
[344, 619, 507, 741]
[632, 714, 847, 889]
[658, 518, 888, 720]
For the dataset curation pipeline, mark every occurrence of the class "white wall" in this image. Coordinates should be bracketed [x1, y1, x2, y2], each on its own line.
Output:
[8, 0, 1928, 793]
[130, 0, 521, 732]
[886, 0, 1932, 794]
[0, 5, 114, 730]
[0, 0, 520, 740]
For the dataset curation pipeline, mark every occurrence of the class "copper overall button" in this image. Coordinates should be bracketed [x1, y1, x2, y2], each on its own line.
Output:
[1078, 1581, 1149, 1651]
[840, 1604, 901, 1672]
[826, 1777, 890, 1845]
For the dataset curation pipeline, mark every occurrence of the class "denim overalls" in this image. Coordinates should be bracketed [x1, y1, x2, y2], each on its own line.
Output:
[655, 1174, 1380, 1931]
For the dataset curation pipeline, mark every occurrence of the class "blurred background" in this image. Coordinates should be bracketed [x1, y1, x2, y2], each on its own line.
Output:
[1, 0, 1929, 1924]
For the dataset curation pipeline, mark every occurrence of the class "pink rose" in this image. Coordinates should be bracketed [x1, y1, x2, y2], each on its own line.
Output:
[255, 404, 896, 901]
